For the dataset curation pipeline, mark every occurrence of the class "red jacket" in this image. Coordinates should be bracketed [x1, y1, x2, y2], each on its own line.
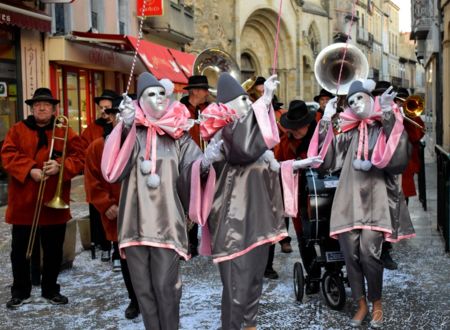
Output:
[180, 96, 209, 149]
[84, 137, 121, 241]
[402, 117, 425, 197]
[1, 119, 85, 225]
[80, 121, 105, 150]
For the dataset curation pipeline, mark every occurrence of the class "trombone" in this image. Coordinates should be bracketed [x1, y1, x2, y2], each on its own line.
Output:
[397, 95, 426, 132]
[26, 115, 70, 259]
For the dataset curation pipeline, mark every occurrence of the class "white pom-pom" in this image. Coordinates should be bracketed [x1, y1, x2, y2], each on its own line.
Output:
[361, 160, 372, 171]
[159, 78, 174, 96]
[353, 159, 362, 170]
[269, 159, 281, 172]
[362, 79, 376, 93]
[146, 173, 160, 188]
[140, 160, 152, 174]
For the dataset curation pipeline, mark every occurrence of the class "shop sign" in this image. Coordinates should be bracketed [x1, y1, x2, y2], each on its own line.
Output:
[137, 0, 163, 17]
[0, 62, 16, 79]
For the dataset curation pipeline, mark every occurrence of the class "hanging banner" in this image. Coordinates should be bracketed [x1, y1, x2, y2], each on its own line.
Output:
[137, 0, 164, 17]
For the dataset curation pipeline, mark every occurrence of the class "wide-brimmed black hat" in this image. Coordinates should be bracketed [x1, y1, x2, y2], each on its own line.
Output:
[25, 88, 60, 106]
[280, 100, 315, 129]
[372, 81, 392, 96]
[94, 89, 119, 105]
[183, 75, 211, 90]
[313, 88, 333, 102]
[395, 87, 409, 100]
[254, 76, 266, 86]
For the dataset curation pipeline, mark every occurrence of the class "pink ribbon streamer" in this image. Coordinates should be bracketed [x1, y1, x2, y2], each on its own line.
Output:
[199, 103, 238, 141]
[252, 98, 280, 149]
[280, 160, 299, 217]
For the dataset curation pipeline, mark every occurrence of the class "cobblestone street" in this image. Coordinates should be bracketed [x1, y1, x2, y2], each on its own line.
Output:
[0, 162, 449, 330]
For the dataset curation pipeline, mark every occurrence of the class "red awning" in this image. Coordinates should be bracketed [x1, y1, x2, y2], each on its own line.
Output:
[126, 36, 189, 85]
[69, 32, 194, 88]
[168, 48, 196, 79]
[0, 2, 51, 33]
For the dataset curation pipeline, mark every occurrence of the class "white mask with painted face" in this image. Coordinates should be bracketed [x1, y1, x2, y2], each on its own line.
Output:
[225, 94, 252, 117]
[139, 86, 167, 119]
[347, 92, 374, 119]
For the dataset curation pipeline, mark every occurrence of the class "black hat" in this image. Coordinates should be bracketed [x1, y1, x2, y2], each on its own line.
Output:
[104, 97, 122, 114]
[183, 75, 211, 90]
[395, 87, 409, 100]
[313, 88, 333, 103]
[272, 95, 284, 111]
[94, 89, 119, 105]
[372, 81, 391, 96]
[280, 100, 315, 129]
[254, 76, 266, 86]
[25, 88, 60, 106]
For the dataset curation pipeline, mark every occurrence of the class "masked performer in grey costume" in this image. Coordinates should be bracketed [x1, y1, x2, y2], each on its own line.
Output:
[101, 72, 207, 330]
[308, 79, 415, 328]
[191, 73, 320, 330]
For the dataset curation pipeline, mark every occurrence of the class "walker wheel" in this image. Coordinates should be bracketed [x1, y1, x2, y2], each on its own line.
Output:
[293, 262, 305, 302]
[321, 271, 346, 310]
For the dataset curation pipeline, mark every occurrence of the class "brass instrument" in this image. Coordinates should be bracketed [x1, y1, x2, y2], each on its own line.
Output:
[241, 76, 262, 102]
[193, 48, 241, 96]
[26, 115, 70, 259]
[397, 95, 426, 131]
[314, 42, 369, 95]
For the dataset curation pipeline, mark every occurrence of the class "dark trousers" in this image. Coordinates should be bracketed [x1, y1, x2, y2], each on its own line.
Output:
[125, 246, 181, 330]
[10, 224, 66, 299]
[266, 218, 291, 271]
[188, 223, 199, 253]
[293, 216, 321, 278]
[89, 203, 110, 251]
[117, 245, 137, 304]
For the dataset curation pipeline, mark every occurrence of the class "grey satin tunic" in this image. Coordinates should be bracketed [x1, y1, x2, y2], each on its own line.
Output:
[319, 111, 415, 240]
[208, 109, 287, 262]
[117, 127, 202, 258]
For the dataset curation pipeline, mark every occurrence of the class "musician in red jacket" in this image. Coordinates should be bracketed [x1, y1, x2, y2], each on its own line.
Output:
[1, 88, 84, 309]
[84, 100, 139, 319]
[395, 88, 425, 203]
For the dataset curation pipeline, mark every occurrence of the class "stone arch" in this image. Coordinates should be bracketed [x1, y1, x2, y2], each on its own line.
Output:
[307, 21, 321, 58]
[240, 8, 294, 102]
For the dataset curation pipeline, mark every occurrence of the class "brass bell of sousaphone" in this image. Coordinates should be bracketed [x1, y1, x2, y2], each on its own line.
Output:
[193, 48, 241, 96]
[314, 42, 369, 95]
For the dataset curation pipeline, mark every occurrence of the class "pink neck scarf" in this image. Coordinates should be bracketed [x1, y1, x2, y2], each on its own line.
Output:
[134, 100, 191, 176]
[199, 103, 238, 141]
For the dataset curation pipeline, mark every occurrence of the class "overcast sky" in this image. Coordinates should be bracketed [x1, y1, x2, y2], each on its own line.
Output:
[394, 0, 412, 32]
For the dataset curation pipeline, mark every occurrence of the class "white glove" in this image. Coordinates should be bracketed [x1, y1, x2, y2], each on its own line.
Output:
[201, 139, 224, 169]
[262, 74, 280, 106]
[379, 86, 398, 112]
[119, 93, 135, 127]
[323, 96, 338, 121]
[292, 156, 323, 171]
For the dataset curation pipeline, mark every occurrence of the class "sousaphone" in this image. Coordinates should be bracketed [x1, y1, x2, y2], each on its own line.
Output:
[193, 48, 241, 96]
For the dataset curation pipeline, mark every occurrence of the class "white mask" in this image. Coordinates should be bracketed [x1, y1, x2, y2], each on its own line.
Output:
[225, 94, 252, 117]
[347, 92, 374, 119]
[139, 86, 167, 119]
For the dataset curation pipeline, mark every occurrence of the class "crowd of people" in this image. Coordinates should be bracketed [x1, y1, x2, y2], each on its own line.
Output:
[0, 69, 424, 329]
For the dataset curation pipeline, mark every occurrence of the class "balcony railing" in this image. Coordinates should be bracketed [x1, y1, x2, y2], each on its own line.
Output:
[145, 0, 194, 44]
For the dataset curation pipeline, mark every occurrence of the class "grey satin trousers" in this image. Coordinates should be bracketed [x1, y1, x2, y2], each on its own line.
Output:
[338, 229, 384, 302]
[218, 244, 269, 330]
[125, 246, 181, 330]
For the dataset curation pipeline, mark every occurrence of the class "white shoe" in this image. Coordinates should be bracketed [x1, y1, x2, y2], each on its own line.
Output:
[112, 259, 121, 272]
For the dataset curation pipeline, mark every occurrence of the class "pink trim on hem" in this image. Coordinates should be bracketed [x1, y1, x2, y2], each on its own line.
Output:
[330, 225, 392, 240]
[385, 233, 416, 243]
[119, 241, 190, 261]
[212, 233, 288, 263]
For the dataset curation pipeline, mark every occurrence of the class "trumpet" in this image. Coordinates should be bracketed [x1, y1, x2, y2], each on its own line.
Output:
[26, 115, 70, 259]
[397, 95, 426, 132]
